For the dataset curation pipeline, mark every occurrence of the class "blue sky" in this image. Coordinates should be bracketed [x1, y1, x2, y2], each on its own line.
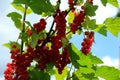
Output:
[0, 0, 120, 80]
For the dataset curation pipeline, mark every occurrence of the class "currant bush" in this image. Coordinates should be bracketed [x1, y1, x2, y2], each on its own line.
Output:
[4, 0, 120, 80]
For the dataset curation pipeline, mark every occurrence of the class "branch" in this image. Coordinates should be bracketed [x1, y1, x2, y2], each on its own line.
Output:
[40, 0, 61, 48]
[21, 5, 27, 54]
[40, 0, 78, 48]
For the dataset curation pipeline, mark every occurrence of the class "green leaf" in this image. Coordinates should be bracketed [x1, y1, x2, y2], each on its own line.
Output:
[46, 62, 55, 75]
[19, 32, 28, 41]
[55, 67, 68, 80]
[28, 67, 50, 80]
[73, 76, 79, 80]
[13, 0, 54, 15]
[66, 27, 73, 39]
[41, 12, 53, 17]
[24, 21, 32, 27]
[96, 66, 120, 80]
[7, 12, 22, 30]
[77, 52, 93, 68]
[81, 73, 99, 80]
[67, 11, 74, 24]
[95, 24, 107, 36]
[24, 21, 35, 31]
[78, 67, 95, 74]
[77, 0, 84, 5]
[12, 0, 29, 4]
[38, 30, 47, 40]
[3, 43, 11, 49]
[61, 38, 69, 47]
[28, 0, 54, 15]
[88, 54, 103, 64]
[67, 44, 81, 68]
[84, 2, 98, 16]
[11, 3, 32, 14]
[101, 0, 119, 7]
[67, 44, 102, 68]
[3, 41, 21, 49]
[100, 0, 107, 6]
[74, 70, 82, 79]
[105, 17, 120, 37]
[77, 53, 103, 68]
[107, 0, 119, 8]
[31, 32, 39, 48]
[82, 16, 97, 30]
[77, 29, 82, 35]
[75, 68, 99, 80]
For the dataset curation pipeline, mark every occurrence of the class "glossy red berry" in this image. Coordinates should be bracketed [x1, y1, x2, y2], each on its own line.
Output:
[68, 0, 74, 7]
[85, 31, 89, 35]
[12, 44, 16, 49]
[27, 29, 32, 37]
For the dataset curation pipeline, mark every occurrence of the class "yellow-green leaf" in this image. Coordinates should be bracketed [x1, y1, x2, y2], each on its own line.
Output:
[11, 3, 33, 14]
[55, 67, 68, 80]
[3, 41, 21, 49]
[107, 0, 119, 8]
[105, 17, 120, 37]
[67, 11, 74, 24]
[95, 24, 107, 36]
[96, 66, 120, 80]
[13, 0, 54, 15]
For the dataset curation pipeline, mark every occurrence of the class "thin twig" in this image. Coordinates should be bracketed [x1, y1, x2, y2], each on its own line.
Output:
[21, 5, 27, 54]
[66, 65, 73, 80]
[66, 75, 75, 80]
[66, 30, 71, 35]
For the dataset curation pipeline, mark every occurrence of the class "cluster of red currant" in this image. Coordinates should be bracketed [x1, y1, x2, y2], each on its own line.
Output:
[33, 18, 47, 34]
[55, 9, 66, 38]
[81, 31, 94, 55]
[70, 7, 85, 33]
[4, 45, 37, 80]
[36, 44, 70, 74]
